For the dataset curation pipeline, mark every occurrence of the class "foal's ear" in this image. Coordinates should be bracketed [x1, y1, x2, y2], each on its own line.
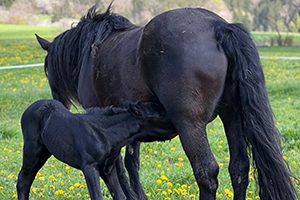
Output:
[35, 34, 51, 51]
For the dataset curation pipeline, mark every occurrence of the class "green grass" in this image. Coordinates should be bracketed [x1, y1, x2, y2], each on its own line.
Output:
[0, 25, 300, 199]
[0, 24, 60, 67]
[252, 31, 300, 46]
[0, 24, 59, 41]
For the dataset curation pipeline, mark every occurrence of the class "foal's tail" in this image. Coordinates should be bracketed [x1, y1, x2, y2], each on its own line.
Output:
[214, 22, 298, 200]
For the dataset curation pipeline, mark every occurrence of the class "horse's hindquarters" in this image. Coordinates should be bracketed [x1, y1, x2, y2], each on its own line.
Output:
[139, 8, 228, 199]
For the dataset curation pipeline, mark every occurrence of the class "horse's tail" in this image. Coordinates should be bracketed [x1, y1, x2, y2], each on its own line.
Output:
[214, 22, 298, 200]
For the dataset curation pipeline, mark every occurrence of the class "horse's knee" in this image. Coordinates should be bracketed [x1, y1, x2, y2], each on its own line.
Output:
[194, 160, 219, 193]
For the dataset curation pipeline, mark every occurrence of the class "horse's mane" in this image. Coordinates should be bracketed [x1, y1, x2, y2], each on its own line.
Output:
[45, 4, 135, 106]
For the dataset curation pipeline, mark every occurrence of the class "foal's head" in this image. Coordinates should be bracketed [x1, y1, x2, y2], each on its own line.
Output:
[127, 101, 165, 121]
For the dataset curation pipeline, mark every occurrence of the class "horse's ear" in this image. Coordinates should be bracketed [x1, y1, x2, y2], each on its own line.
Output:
[35, 34, 51, 51]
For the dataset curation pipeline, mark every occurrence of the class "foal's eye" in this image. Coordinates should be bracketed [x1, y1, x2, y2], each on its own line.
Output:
[130, 105, 141, 116]
[133, 107, 141, 116]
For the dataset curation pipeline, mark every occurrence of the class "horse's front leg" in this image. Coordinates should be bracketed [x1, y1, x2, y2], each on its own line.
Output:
[124, 141, 147, 200]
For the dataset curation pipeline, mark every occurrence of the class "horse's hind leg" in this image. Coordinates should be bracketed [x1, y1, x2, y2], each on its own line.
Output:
[17, 145, 51, 200]
[219, 91, 249, 200]
[152, 71, 225, 199]
[177, 121, 219, 199]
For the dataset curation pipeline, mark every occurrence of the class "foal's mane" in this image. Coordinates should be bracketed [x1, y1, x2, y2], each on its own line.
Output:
[85, 106, 128, 116]
[45, 4, 135, 106]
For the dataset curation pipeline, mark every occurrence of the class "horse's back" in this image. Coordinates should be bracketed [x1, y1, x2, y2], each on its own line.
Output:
[139, 8, 227, 122]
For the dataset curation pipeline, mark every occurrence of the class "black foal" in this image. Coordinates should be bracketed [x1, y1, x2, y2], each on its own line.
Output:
[17, 99, 165, 200]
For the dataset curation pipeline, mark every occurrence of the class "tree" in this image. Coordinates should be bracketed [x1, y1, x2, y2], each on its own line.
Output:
[0, 0, 16, 8]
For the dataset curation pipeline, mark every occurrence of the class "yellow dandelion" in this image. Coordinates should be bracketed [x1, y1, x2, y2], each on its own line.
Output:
[162, 191, 167, 195]
[55, 190, 64, 195]
[74, 182, 81, 187]
[178, 157, 184, 161]
[283, 156, 287, 160]
[161, 175, 168, 181]
[146, 193, 150, 197]
[170, 147, 175, 151]
[291, 150, 295, 154]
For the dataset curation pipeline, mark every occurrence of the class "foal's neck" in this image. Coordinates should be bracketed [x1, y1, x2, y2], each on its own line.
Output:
[88, 108, 142, 144]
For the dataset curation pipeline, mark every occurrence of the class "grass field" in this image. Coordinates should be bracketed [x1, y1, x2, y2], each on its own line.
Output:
[0, 24, 300, 199]
[251, 31, 300, 46]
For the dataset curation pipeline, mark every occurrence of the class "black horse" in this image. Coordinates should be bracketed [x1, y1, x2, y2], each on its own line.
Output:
[35, 4, 298, 200]
[17, 99, 168, 200]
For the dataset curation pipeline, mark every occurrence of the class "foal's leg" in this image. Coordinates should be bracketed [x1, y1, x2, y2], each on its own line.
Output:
[124, 141, 147, 200]
[101, 166, 127, 200]
[219, 92, 249, 200]
[116, 155, 138, 199]
[82, 165, 103, 200]
[17, 145, 51, 200]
